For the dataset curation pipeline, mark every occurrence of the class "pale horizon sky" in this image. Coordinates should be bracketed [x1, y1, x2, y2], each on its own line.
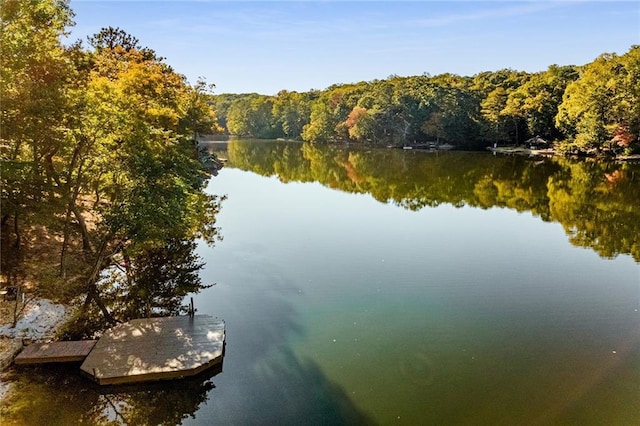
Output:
[68, 1, 640, 95]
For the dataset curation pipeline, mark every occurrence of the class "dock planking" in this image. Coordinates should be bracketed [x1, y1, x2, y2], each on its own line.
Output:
[80, 315, 225, 385]
[14, 340, 97, 365]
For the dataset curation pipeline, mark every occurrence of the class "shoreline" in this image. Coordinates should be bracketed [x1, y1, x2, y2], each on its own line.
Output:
[0, 298, 72, 401]
[486, 145, 640, 162]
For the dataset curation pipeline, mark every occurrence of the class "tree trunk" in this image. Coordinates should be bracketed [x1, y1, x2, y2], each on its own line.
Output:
[82, 238, 116, 324]
[13, 211, 20, 249]
[122, 250, 134, 287]
[60, 205, 73, 278]
[72, 205, 94, 254]
[44, 151, 62, 187]
[12, 286, 22, 328]
[60, 151, 88, 275]
[85, 286, 116, 325]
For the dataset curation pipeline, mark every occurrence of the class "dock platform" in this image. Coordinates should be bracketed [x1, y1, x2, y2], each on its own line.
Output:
[80, 315, 225, 385]
[14, 340, 97, 364]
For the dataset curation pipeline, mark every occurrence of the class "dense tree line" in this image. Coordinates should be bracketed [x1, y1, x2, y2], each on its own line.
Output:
[219, 140, 640, 262]
[212, 46, 640, 154]
[1, 0, 222, 330]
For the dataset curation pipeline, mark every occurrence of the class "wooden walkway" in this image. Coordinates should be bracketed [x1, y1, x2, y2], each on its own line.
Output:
[14, 340, 97, 364]
[80, 315, 225, 385]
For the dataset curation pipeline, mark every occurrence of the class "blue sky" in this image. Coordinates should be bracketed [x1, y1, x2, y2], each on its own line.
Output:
[68, 1, 640, 95]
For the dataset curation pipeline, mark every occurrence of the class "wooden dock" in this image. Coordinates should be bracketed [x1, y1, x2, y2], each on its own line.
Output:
[79, 315, 225, 385]
[14, 340, 97, 365]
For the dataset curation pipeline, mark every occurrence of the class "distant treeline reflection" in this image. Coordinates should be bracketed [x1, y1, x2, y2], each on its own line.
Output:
[218, 140, 640, 262]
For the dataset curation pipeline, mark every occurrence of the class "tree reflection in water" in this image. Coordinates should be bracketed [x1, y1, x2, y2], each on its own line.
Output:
[217, 140, 640, 262]
[61, 238, 212, 341]
[1, 363, 220, 425]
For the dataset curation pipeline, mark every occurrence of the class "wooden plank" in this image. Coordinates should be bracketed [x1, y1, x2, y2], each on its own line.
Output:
[15, 340, 97, 365]
[80, 315, 225, 385]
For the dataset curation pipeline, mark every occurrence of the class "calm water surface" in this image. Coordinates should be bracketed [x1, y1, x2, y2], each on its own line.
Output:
[4, 140, 639, 425]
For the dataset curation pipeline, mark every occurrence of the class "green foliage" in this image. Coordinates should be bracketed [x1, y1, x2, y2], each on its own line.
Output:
[98, 239, 210, 321]
[0, 0, 74, 223]
[557, 46, 640, 152]
[345, 107, 377, 143]
[503, 65, 579, 140]
[1, 0, 224, 326]
[302, 101, 339, 143]
[273, 90, 314, 139]
[225, 94, 279, 138]
[475, 70, 531, 144]
[212, 48, 637, 154]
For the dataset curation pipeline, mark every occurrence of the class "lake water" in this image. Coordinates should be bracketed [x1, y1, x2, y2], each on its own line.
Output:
[3, 140, 639, 425]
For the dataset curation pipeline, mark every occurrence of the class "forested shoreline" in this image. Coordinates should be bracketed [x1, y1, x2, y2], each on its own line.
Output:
[212, 46, 640, 156]
[1, 0, 222, 332]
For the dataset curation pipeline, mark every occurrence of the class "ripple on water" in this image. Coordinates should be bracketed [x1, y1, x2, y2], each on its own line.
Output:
[398, 349, 436, 387]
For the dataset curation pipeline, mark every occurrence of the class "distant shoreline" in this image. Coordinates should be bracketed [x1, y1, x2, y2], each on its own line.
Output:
[486, 145, 640, 162]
